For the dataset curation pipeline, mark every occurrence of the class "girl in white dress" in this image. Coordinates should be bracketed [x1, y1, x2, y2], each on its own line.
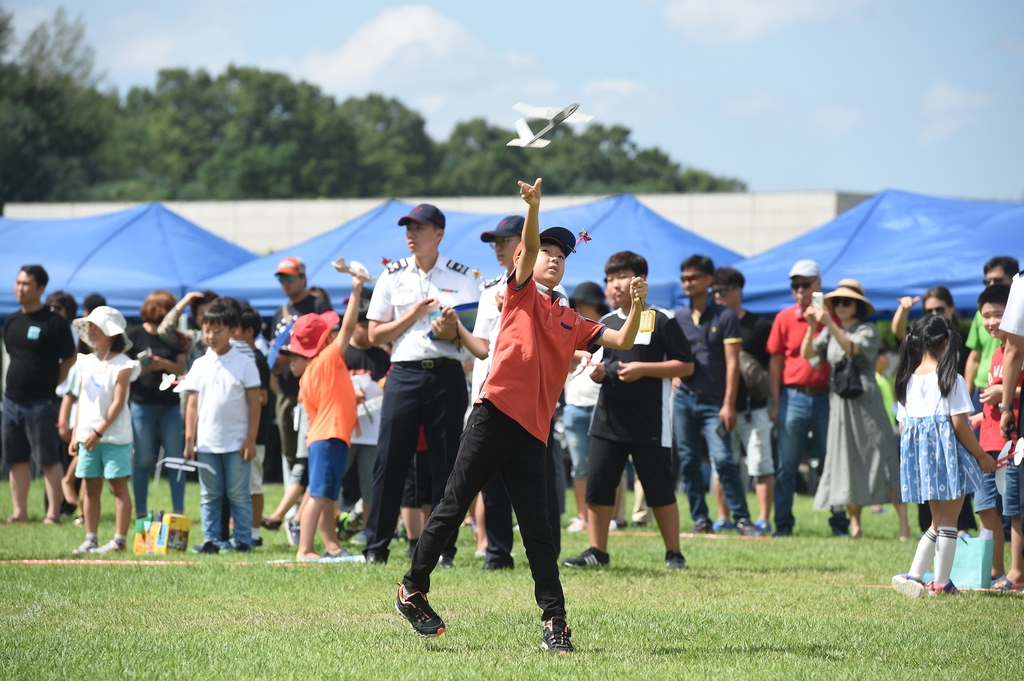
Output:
[891, 316, 996, 596]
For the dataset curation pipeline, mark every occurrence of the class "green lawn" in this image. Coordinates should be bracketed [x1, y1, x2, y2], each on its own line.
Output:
[1, 480, 1018, 680]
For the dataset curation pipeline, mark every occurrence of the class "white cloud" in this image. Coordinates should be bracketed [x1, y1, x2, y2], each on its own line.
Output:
[811, 105, 864, 135]
[724, 93, 778, 118]
[917, 81, 994, 147]
[661, 0, 865, 46]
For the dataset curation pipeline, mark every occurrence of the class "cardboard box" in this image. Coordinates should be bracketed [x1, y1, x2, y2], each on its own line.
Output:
[153, 514, 190, 554]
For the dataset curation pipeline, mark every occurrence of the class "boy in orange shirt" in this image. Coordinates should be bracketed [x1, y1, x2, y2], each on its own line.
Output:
[286, 270, 365, 561]
[395, 178, 647, 653]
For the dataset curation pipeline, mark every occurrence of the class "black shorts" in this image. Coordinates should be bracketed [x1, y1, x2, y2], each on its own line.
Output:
[585, 435, 676, 508]
[2, 396, 61, 468]
[401, 450, 431, 508]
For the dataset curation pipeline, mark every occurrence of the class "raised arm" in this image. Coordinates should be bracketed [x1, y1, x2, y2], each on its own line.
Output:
[891, 296, 918, 342]
[596, 279, 648, 350]
[515, 178, 543, 288]
[335, 272, 366, 356]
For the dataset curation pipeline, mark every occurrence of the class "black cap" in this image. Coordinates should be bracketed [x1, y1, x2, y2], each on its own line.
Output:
[398, 204, 445, 229]
[480, 215, 525, 242]
[569, 282, 606, 307]
[539, 226, 577, 257]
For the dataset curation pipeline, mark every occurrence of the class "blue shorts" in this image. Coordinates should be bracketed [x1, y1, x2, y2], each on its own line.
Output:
[76, 442, 133, 479]
[307, 438, 348, 501]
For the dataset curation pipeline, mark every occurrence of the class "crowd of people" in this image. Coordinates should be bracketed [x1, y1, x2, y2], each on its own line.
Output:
[4, 178, 1024, 651]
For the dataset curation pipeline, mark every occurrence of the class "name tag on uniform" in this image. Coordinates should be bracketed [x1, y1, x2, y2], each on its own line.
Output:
[26, 326, 41, 340]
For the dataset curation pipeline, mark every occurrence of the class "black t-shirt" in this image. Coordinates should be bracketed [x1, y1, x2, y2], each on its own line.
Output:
[253, 347, 272, 446]
[127, 326, 183, 406]
[270, 294, 331, 397]
[590, 308, 693, 445]
[2, 308, 76, 402]
[345, 345, 391, 382]
[737, 311, 772, 412]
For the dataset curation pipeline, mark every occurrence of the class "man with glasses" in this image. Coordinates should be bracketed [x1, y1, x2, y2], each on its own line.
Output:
[270, 256, 331, 505]
[673, 255, 758, 536]
[966, 256, 1020, 402]
[766, 260, 848, 536]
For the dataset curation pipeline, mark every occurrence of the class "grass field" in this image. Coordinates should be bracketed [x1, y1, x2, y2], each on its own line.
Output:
[1, 479, 1019, 680]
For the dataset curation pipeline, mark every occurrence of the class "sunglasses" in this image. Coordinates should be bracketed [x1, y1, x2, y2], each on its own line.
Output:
[923, 305, 947, 317]
[277, 274, 298, 284]
[832, 297, 855, 307]
[790, 280, 815, 291]
[712, 286, 737, 296]
[984, 277, 1009, 286]
[489, 237, 518, 249]
[680, 274, 707, 284]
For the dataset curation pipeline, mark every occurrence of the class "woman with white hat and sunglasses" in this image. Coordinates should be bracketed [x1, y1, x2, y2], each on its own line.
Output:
[802, 280, 906, 540]
[69, 306, 141, 554]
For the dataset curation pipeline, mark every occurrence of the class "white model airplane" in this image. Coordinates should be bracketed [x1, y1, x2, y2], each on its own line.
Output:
[507, 102, 594, 148]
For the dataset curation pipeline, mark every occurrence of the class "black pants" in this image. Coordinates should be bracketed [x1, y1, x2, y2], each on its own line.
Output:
[364, 363, 467, 561]
[482, 420, 561, 566]
[404, 401, 565, 621]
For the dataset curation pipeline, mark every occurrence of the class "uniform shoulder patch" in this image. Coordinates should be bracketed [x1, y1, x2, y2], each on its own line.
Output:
[446, 260, 470, 275]
[483, 274, 504, 289]
[386, 258, 408, 275]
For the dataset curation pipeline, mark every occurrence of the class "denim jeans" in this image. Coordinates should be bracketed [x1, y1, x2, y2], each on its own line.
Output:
[197, 451, 252, 545]
[673, 389, 750, 521]
[130, 402, 185, 516]
[774, 388, 848, 534]
[562, 404, 594, 480]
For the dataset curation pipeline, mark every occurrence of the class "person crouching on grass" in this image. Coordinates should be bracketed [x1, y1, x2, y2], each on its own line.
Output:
[394, 177, 648, 654]
[284, 267, 365, 561]
[182, 300, 262, 553]
[70, 307, 141, 555]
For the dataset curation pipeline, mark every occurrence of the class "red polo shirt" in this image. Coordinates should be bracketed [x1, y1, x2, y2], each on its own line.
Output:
[766, 303, 831, 389]
[480, 275, 605, 444]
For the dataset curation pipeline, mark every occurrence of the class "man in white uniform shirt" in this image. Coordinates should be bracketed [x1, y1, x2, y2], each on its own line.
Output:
[363, 203, 480, 565]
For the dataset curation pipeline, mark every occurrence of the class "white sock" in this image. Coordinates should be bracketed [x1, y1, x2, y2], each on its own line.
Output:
[251, 527, 261, 540]
[934, 526, 959, 585]
[908, 529, 937, 580]
[113, 534, 126, 545]
[86, 532, 98, 543]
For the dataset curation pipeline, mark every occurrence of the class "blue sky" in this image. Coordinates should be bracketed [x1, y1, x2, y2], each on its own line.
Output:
[8, 1, 1024, 200]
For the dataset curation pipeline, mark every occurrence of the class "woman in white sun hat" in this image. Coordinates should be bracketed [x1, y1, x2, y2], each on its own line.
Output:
[69, 306, 141, 555]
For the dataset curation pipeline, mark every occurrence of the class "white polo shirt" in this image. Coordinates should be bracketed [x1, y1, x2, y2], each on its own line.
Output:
[470, 273, 506, 401]
[182, 346, 261, 454]
[367, 254, 480, 362]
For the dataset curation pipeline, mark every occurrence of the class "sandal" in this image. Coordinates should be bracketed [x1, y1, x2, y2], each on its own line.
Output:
[260, 517, 282, 531]
[43, 516, 61, 525]
[992, 575, 1024, 591]
[4, 515, 29, 524]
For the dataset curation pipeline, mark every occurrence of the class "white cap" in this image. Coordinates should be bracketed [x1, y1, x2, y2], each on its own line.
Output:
[73, 305, 133, 351]
[788, 259, 820, 279]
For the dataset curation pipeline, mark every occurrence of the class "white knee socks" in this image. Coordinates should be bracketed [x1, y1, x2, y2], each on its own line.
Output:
[909, 528, 937, 580]
[933, 526, 959, 585]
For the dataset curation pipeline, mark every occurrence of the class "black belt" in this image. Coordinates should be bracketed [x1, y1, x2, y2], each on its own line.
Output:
[393, 358, 462, 370]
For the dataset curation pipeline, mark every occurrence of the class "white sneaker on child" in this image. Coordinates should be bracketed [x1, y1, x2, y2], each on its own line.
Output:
[892, 573, 926, 598]
[72, 539, 98, 555]
[91, 539, 126, 554]
[566, 517, 587, 533]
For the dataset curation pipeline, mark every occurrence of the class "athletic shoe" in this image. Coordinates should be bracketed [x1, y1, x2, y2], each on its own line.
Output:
[541, 617, 574, 654]
[482, 559, 514, 571]
[192, 542, 220, 554]
[735, 518, 762, 537]
[395, 583, 446, 637]
[630, 521, 648, 528]
[712, 519, 734, 533]
[562, 547, 609, 568]
[364, 550, 386, 564]
[566, 517, 588, 533]
[252, 537, 263, 548]
[321, 548, 350, 560]
[929, 580, 959, 596]
[91, 539, 126, 554]
[72, 538, 98, 555]
[772, 526, 792, 537]
[665, 550, 688, 570]
[608, 519, 628, 531]
[217, 540, 235, 552]
[234, 543, 253, 553]
[891, 573, 927, 598]
[349, 530, 368, 546]
[286, 518, 300, 547]
[405, 539, 418, 558]
[437, 554, 455, 569]
[754, 519, 772, 535]
[692, 517, 713, 533]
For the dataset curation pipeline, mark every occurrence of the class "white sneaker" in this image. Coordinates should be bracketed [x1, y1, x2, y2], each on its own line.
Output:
[892, 573, 926, 598]
[91, 539, 126, 554]
[566, 517, 588, 533]
[72, 539, 98, 555]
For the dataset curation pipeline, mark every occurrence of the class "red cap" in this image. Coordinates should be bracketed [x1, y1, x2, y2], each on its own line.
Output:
[285, 311, 340, 358]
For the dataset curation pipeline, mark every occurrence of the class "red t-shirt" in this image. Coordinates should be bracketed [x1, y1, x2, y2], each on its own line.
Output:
[979, 344, 1023, 452]
[766, 303, 832, 389]
[480, 276, 605, 444]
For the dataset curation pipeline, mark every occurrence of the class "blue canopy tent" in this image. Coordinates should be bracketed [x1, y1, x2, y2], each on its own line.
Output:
[199, 194, 742, 316]
[736, 190, 1024, 315]
[0, 204, 256, 318]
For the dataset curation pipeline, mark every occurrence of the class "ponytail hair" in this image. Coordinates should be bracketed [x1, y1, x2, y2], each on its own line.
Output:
[895, 315, 959, 404]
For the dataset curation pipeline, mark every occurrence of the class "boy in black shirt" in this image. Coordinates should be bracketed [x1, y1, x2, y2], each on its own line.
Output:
[239, 307, 272, 546]
[562, 252, 695, 570]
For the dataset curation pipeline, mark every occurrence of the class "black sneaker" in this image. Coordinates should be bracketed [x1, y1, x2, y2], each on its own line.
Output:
[395, 583, 446, 638]
[735, 518, 762, 537]
[562, 547, 609, 568]
[252, 537, 263, 548]
[666, 550, 688, 570]
[192, 542, 220, 554]
[692, 517, 712, 533]
[405, 539, 418, 558]
[437, 554, 455, 569]
[364, 550, 387, 564]
[482, 560, 514, 571]
[234, 542, 253, 553]
[541, 617, 574, 654]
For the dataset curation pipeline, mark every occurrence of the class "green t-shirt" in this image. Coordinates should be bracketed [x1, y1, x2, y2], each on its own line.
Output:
[966, 310, 1003, 389]
[875, 371, 897, 430]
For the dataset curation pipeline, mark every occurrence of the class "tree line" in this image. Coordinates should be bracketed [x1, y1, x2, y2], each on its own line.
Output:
[0, 6, 745, 207]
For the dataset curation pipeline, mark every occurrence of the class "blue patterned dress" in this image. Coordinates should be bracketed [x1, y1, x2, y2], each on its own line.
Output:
[896, 373, 984, 503]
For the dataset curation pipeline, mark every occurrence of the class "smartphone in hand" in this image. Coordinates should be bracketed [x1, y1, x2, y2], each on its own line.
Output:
[812, 292, 824, 309]
[715, 421, 728, 439]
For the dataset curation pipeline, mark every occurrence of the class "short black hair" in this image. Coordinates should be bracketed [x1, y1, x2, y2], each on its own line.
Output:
[20, 264, 48, 289]
[239, 307, 263, 336]
[201, 299, 240, 328]
[712, 267, 745, 289]
[978, 284, 1011, 310]
[680, 255, 714, 275]
[984, 256, 1019, 276]
[604, 251, 648, 278]
[83, 293, 107, 314]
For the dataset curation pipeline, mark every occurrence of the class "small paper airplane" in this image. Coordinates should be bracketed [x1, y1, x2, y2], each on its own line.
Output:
[332, 257, 377, 283]
[159, 373, 181, 391]
[507, 103, 594, 148]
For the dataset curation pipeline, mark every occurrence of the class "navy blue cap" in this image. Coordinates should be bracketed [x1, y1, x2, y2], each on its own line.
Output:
[539, 226, 577, 258]
[480, 215, 525, 242]
[398, 204, 446, 229]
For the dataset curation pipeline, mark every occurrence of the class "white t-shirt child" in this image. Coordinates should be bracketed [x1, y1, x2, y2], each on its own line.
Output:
[182, 346, 260, 453]
[75, 353, 140, 446]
